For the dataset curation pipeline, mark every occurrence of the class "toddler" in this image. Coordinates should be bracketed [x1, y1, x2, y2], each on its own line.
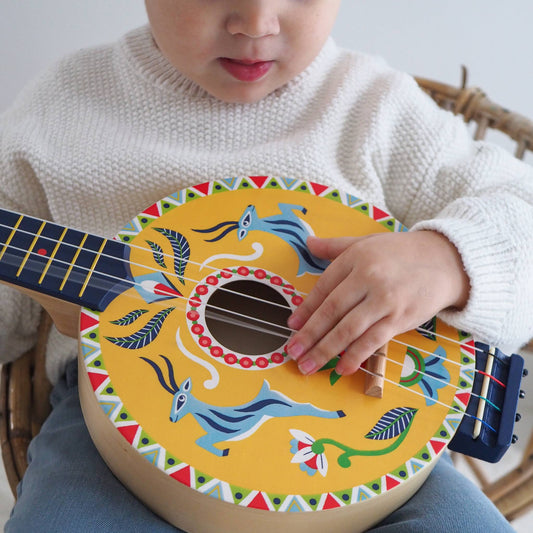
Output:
[2, 1, 531, 531]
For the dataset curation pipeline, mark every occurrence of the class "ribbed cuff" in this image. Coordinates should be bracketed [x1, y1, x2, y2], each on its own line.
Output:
[411, 200, 517, 345]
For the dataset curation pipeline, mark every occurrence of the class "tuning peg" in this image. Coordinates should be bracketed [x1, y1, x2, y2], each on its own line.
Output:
[523, 368, 529, 377]
[519, 390, 526, 399]
[515, 412, 522, 422]
[512, 434, 519, 444]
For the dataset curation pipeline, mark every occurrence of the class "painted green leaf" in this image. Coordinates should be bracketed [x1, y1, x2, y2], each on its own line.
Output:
[330, 370, 342, 386]
[365, 407, 418, 441]
[146, 240, 166, 268]
[110, 309, 149, 326]
[154, 228, 190, 284]
[416, 316, 437, 341]
[319, 355, 343, 385]
[105, 307, 175, 349]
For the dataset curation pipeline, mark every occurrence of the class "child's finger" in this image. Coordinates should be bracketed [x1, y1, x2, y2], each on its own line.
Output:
[307, 235, 361, 260]
[291, 296, 386, 375]
[287, 278, 367, 362]
[334, 319, 394, 376]
[288, 245, 357, 330]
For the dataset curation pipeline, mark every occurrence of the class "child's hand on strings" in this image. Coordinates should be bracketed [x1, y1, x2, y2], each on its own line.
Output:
[286, 231, 470, 376]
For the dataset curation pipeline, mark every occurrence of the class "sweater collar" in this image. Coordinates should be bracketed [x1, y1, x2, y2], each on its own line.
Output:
[120, 25, 338, 101]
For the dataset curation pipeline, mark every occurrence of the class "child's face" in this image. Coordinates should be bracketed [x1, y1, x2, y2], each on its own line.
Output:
[145, 0, 341, 103]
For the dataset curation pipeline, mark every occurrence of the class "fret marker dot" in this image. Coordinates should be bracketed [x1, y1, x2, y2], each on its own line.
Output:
[37, 248, 48, 256]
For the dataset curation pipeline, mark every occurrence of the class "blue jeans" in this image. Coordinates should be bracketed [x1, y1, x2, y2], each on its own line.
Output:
[6, 360, 514, 532]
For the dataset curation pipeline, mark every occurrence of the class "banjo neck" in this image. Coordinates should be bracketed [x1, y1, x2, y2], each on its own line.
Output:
[0, 207, 132, 337]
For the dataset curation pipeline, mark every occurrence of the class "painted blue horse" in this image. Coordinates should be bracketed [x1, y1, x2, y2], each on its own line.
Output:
[193, 203, 329, 276]
[141, 355, 345, 457]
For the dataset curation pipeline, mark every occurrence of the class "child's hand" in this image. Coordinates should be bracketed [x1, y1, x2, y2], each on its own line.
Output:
[286, 231, 470, 376]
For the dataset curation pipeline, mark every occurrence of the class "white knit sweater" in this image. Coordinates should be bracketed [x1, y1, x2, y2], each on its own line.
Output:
[1, 26, 532, 383]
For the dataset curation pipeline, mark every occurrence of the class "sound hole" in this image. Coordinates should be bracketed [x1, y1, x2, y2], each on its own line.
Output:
[205, 280, 292, 355]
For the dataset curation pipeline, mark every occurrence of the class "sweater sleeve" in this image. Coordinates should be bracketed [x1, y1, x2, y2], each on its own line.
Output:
[0, 100, 51, 363]
[373, 72, 533, 350]
[411, 148, 533, 352]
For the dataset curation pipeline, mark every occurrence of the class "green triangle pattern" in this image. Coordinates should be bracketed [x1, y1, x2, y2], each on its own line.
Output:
[379, 219, 397, 232]
[458, 330, 472, 342]
[333, 487, 353, 505]
[82, 330, 100, 343]
[211, 181, 233, 194]
[461, 353, 475, 366]
[160, 200, 178, 215]
[230, 484, 253, 505]
[390, 463, 409, 481]
[413, 445, 432, 462]
[365, 477, 382, 495]
[164, 451, 183, 472]
[323, 190, 343, 203]
[295, 183, 311, 194]
[264, 179, 281, 189]
[86, 356, 106, 371]
[194, 471, 214, 490]
[137, 429, 156, 448]
[435, 423, 449, 440]
[184, 190, 203, 203]
[113, 406, 134, 424]
[301, 493, 323, 511]
[236, 179, 255, 191]
[353, 203, 371, 217]
[267, 492, 287, 511]
[135, 215, 155, 231]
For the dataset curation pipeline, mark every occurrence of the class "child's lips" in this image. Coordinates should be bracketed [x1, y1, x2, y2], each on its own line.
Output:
[219, 58, 274, 82]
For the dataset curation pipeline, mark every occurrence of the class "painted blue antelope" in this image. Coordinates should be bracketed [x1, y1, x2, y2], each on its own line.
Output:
[141, 355, 345, 457]
[193, 203, 329, 276]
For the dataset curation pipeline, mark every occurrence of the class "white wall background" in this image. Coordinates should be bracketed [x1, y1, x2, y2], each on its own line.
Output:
[1, 0, 532, 120]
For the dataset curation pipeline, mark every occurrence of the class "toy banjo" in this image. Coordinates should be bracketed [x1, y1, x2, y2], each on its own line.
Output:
[0, 177, 525, 532]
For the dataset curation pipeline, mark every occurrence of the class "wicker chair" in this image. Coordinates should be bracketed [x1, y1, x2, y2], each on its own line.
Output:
[1, 310, 52, 497]
[1, 70, 532, 521]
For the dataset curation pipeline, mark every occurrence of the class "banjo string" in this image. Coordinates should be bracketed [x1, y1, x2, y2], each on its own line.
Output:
[0, 223, 507, 361]
[358, 365, 497, 433]
[1, 227, 494, 357]
[0, 222, 507, 352]
[1, 231, 506, 403]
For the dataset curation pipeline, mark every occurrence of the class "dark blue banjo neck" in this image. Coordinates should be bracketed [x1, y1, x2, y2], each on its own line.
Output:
[0, 208, 132, 311]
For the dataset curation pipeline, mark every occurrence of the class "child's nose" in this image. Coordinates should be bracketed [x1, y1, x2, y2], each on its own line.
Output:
[226, 2, 281, 39]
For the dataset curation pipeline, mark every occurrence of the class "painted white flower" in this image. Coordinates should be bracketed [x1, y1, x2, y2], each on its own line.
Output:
[289, 429, 328, 477]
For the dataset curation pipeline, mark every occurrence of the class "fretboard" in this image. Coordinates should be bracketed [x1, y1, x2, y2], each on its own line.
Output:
[0, 209, 132, 311]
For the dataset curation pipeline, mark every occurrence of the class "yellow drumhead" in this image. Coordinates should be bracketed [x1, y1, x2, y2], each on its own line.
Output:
[80, 177, 474, 515]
